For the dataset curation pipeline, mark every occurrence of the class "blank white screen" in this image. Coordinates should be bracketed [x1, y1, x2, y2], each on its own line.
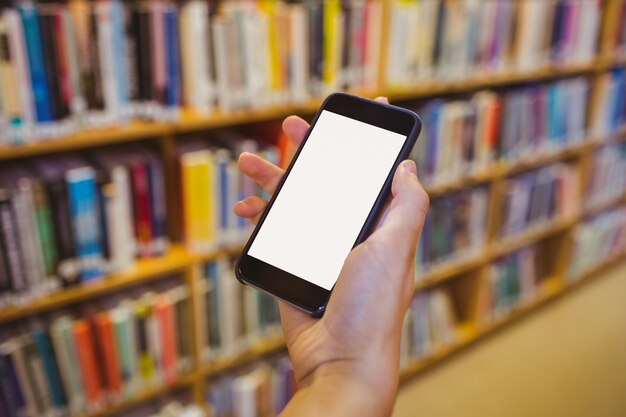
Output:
[249, 110, 406, 290]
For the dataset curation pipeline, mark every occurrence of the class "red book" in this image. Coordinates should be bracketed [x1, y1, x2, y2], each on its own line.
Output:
[52, 8, 73, 110]
[95, 312, 122, 397]
[73, 320, 103, 407]
[155, 295, 177, 382]
[131, 161, 153, 257]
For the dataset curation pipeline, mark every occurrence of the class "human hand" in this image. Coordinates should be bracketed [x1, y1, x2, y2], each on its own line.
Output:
[234, 97, 429, 417]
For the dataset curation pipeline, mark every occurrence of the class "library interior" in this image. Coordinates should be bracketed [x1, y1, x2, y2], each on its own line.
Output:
[0, 0, 625, 416]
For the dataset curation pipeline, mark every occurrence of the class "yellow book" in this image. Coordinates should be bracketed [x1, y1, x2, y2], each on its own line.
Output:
[181, 150, 216, 253]
[133, 301, 154, 384]
[259, 0, 280, 94]
[323, 0, 340, 91]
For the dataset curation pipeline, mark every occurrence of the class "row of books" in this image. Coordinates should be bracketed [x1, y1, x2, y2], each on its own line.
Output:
[198, 259, 281, 362]
[0, 283, 192, 417]
[177, 135, 279, 253]
[476, 246, 542, 323]
[386, 0, 601, 86]
[0, 0, 385, 144]
[499, 163, 579, 239]
[585, 142, 626, 210]
[415, 187, 488, 275]
[0, 146, 168, 306]
[400, 289, 457, 365]
[206, 355, 296, 417]
[590, 69, 626, 138]
[568, 208, 626, 279]
[409, 76, 589, 186]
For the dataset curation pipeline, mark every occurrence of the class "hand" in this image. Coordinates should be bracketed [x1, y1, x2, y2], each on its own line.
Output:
[235, 98, 429, 417]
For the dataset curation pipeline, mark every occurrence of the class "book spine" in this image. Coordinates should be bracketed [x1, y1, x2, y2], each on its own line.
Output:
[18, 3, 52, 123]
[66, 167, 105, 281]
[130, 161, 153, 258]
[72, 320, 103, 408]
[146, 157, 167, 255]
[163, 3, 180, 110]
[38, 9, 66, 121]
[95, 312, 122, 399]
[32, 328, 67, 409]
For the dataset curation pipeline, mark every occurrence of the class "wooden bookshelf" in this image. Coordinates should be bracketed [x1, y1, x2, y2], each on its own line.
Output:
[1, 56, 624, 161]
[1, 3, 625, 414]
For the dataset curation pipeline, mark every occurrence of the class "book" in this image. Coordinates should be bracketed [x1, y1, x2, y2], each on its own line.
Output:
[206, 355, 296, 417]
[415, 186, 488, 277]
[499, 163, 579, 239]
[400, 289, 457, 365]
[585, 142, 626, 210]
[568, 207, 626, 279]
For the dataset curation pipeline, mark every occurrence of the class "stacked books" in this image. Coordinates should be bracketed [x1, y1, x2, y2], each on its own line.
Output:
[415, 186, 488, 276]
[198, 258, 281, 362]
[409, 77, 590, 187]
[585, 142, 626, 210]
[499, 163, 579, 239]
[386, 0, 600, 86]
[476, 246, 542, 323]
[177, 134, 279, 253]
[206, 355, 296, 417]
[0, 146, 167, 306]
[590, 69, 626, 137]
[568, 208, 626, 279]
[0, 283, 193, 416]
[0, 0, 384, 144]
[400, 289, 457, 365]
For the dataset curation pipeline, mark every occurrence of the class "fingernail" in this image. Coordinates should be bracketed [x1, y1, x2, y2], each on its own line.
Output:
[403, 160, 417, 176]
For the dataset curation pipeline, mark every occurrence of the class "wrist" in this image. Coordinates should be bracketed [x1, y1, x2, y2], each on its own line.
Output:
[281, 358, 399, 417]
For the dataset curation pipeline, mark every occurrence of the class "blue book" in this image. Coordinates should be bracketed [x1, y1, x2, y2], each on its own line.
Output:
[32, 329, 67, 408]
[17, 2, 52, 122]
[164, 5, 180, 107]
[611, 69, 626, 130]
[66, 167, 104, 281]
[217, 153, 229, 236]
[110, 0, 129, 110]
[546, 84, 558, 145]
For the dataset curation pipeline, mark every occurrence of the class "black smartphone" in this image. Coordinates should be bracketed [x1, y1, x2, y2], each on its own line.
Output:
[235, 93, 422, 316]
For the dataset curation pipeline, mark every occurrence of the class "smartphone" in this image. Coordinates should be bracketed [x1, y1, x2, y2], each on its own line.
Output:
[235, 93, 422, 316]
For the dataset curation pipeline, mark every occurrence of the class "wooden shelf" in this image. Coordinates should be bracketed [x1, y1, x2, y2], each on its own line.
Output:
[387, 60, 600, 102]
[415, 251, 489, 290]
[489, 216, 578, 259]
[203, 334, 287, 377]
[583, 193, 626, 217]
[1, 57, 624, 161]
[399, 253, 626, 384]
[0, 120, 170, 161]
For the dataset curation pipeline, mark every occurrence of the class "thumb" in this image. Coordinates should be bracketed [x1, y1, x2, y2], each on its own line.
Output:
[368, 160, 429, 256]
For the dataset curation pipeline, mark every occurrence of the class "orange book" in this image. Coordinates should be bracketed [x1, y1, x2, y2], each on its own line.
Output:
[95, 312, 122, 398]
[73, 319, 103, 407]
[155, 296, 177, 382]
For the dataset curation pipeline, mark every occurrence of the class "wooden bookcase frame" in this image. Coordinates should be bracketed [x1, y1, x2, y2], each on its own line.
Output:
[0, 1, 625, 416]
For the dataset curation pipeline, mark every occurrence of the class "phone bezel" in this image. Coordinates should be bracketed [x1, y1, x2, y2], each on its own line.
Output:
[235, 92, 422, 316]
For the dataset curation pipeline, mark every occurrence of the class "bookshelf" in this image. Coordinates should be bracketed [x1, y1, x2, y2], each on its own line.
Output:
[1, 0, 625, 416]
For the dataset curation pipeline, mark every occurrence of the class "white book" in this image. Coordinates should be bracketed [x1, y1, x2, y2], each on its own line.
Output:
[290, 4, 309, 102]
[218, 262, 241, 354]
[212, 17, 233, 112]
[61, 10, 87, 123]
[180, 0, 214, 113]
[95, 1, 120, 123]
[417, 0, 439, 80]
[4, 9, 34, 141]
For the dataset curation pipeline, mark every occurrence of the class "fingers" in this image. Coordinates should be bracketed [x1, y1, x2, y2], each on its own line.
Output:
[369, 160, 429, 257]
[233, 196, 267, 224]
[374, 96, 389, 104]
[282, 116, 310, 147]
[238, 152, 285, 195]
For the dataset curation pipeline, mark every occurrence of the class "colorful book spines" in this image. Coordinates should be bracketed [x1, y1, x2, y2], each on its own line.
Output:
[73, 319, 103, 407]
